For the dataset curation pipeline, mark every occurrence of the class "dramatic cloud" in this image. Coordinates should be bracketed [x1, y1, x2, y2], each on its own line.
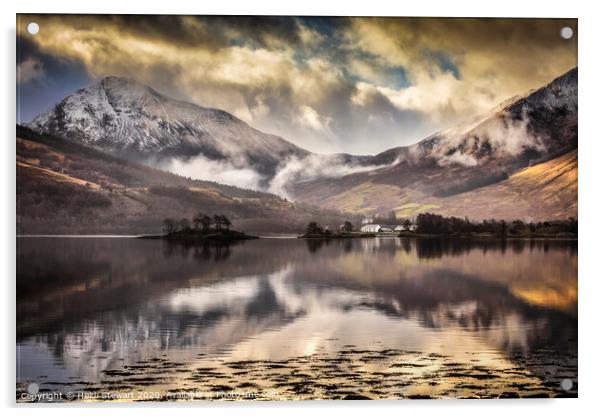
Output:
[17, 15, 577, 154]
[295, 105, 335, 137]
[344, 18, 577, 126]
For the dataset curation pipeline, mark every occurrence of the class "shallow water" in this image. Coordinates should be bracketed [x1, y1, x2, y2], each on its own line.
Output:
[16, 237, 577, 401]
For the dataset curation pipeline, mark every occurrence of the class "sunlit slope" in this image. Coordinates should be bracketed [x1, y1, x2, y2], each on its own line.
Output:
[16, 127, 354, 234]
[314, 150, 577, 221]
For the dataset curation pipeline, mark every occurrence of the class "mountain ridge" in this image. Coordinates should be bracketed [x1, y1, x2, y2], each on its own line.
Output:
[28, 76, 310, 180]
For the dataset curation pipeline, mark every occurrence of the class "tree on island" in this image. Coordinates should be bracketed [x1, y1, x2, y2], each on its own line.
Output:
[192, 212, 204, 231]
[200, 215, 213, 232]
[221, 215, 232, 230]
[306, 221, 323, 235]
[403, 218, 412, 230]
[163, 218, 177, 234]
[342, 221, 354, 233]
[499, 220, 507, 238]
[213, 214, 227, 231]
[162, 212, 233, 235]
[178, 218, 192, 232]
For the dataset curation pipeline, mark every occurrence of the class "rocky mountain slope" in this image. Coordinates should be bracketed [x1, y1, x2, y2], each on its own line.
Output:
[289, 68, 578, 219]
[27, 77, 310, 181]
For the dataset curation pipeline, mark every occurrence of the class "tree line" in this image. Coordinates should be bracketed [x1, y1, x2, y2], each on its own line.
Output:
[303, 214, 577, 238]
[305, 220, 355, 236]
[415, 212, 577, 237]
[163, 212, 232, 234]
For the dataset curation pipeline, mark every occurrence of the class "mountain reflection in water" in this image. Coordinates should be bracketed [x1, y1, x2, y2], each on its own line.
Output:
[16, 237, 577, 400]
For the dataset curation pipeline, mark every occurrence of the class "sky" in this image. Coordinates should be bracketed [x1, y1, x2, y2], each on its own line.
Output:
[17, 15, 577, 155]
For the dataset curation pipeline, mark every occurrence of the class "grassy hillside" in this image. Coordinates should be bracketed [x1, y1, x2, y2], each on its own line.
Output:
[303, 150, 577, 221]
[16, 126, 355, 234]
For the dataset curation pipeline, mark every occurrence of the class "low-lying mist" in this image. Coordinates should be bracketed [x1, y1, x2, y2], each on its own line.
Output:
[164, 155, 265, 191]
[158, 109, 548, 198]
[417, 110, 546, 167]
[267, 154, 393, 198]
[160, 153, 393, 199]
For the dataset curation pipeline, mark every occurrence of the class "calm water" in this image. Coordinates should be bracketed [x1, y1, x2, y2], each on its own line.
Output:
[16, 237, 577, 401]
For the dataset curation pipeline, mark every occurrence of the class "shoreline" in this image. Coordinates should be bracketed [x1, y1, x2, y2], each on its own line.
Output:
[298, 233, 577, 241]
[137, 229, 259, 241]
[17, 234, 577, 241]
[15, 344, 577, 402]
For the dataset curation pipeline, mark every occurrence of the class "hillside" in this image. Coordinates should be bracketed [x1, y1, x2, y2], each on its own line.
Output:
[305, 149, 577, 221]
[289, 68, 577, 219]
[16, 126, 355, 234]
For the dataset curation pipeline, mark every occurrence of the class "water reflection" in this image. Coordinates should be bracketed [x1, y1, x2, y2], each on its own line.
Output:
[16, 237, 577, 399]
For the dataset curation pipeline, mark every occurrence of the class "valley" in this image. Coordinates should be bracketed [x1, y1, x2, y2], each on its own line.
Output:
[19, 68, 578, 230]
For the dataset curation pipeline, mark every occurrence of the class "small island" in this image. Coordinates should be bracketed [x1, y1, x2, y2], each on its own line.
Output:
[298, 221, 376, 238]
[138, 212, 258, 241]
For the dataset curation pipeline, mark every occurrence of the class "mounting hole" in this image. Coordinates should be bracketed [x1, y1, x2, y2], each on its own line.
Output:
[27, 22, 39, 35]
[560, 378, 573, 391]
[560, 26, 573, 40]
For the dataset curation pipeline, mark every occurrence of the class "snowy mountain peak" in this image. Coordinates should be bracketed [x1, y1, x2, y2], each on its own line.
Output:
[411, 67, 578, 167]
[28, 76, 308, 177]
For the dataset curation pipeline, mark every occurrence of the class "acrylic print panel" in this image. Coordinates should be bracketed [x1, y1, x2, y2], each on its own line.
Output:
[16, 15, 577, 402]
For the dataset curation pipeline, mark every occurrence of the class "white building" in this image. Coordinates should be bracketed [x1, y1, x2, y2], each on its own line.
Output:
[360, 224, 381, 233]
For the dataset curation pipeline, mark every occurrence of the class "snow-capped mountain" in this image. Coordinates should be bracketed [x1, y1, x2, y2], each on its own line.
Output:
[27, 68, 577, 212]
[415, 66, 577, 165]
[289, 67, 578, 217]
[372, 67, 577, 169]
[28, 77, 309, 178]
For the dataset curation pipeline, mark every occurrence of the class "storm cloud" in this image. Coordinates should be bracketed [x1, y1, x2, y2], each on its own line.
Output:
[17, 15, 577, 155]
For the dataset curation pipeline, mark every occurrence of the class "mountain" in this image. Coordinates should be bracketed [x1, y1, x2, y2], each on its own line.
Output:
[289, 68, 578, 220]
[16, 126, 356, 234]
[309, 149, 576, 221]
[25, 68, 577, 222]
[27, 76, 310, 181]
